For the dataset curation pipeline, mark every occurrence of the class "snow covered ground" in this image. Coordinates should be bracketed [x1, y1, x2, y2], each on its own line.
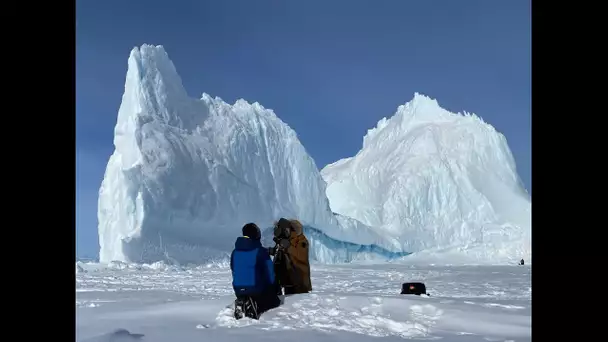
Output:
[76, 262, 531, 342]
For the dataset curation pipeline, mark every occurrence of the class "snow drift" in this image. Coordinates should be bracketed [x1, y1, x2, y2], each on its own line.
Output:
[98, 44, 395, 265]
[320, 93, 531, 263]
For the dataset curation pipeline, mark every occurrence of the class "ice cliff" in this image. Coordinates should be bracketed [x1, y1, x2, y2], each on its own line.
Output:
[97, 44, 393, 264]
[98, 44, 530, 265]
[321, 94, 532, 263]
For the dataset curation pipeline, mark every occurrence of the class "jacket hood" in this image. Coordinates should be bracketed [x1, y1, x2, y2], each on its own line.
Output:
[234, 236, 262, 251]
[289, 219, 303, 236]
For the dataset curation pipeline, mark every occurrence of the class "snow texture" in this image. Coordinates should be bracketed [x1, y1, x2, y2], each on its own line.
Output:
[76, 262, 531, 342]
[98, 44, 390, 265]
[321, 94, 531, 264]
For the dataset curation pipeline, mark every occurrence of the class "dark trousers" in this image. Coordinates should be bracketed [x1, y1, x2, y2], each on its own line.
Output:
[238, 288, 281, 316]
[284, 286, 309, 295]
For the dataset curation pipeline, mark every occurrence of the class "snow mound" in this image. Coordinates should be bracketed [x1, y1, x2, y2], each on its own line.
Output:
[98, 44, 401, 265]
[215, 294, 438, 339]
[321, 93, 531, 263]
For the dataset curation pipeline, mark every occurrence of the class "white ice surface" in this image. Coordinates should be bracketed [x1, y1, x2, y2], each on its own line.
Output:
[321, 94, 531, 263]
[76, 262, 531, 342]
[98, 44, 393, 265]
[98, 43, 530, 266]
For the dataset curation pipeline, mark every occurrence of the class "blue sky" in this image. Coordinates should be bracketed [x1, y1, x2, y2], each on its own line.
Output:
[76, 0, 531, 258]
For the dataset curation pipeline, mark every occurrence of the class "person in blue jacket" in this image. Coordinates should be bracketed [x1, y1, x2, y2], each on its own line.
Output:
[230, 222, 281, 319]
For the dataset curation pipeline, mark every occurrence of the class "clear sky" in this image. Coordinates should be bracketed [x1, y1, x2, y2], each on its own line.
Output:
[76, 0, 531, 258]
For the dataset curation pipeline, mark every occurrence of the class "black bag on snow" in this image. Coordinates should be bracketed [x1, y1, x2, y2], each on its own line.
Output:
[401, 282, 427, 295]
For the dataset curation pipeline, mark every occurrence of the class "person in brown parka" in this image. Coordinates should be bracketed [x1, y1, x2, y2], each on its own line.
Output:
[271, 218, 313, 295]
[285, 219, 312, 294]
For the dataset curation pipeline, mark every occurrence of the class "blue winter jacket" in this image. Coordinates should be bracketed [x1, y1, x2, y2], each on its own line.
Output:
[230, 236, 275, 296]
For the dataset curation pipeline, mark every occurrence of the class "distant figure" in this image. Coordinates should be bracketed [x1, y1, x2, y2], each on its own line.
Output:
[519, 258, 525, 265]
[230, 223, 281, 319]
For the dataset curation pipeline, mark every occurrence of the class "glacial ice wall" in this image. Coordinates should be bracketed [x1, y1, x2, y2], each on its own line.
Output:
[97, 44, 397, 264]
[321, 93, 531, 263]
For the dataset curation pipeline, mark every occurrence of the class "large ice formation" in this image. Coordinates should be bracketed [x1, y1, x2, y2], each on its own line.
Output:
[320, 93, 532, 263]
[98, 43, 530, 265]
[97, 44, 393, 265]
